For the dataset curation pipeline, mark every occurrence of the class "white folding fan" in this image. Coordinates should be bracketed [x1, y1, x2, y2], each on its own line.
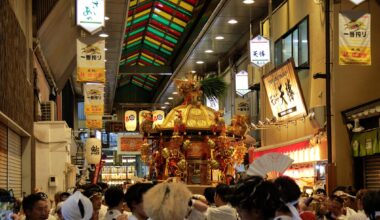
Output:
[246, 152, 294, 178]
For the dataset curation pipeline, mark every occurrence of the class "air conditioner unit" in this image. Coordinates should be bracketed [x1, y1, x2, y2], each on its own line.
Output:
[41, 101, 57, 121]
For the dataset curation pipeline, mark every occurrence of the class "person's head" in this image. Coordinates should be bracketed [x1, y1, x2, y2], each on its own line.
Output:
[97, 182, 109, 193]
[81, 184, 103, 212]
[203, 187, 215, 205]
[143, 182, 192, 220]
[53, 191, 63, 205]
[274, 176, 301, 204]
[333, 186, 357, 210]
[231, 176, 281, 220]
[362, 190, 380, 220]
[61, 191, 93, 220]
[104, 186, 124, 210]
[315, 188, 327, 197]
[60, 192, 70, 202]
[355, 189, 368, 211]
[329, 196, 344, 218]
[22, 192, 50, 220]
[125, 183, 154, 219]
[214, 184, 232, 207]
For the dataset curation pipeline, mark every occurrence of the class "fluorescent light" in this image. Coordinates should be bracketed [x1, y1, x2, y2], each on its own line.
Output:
[205, 50, 214, 53]
[228, 19, 238, 24]
[105, 16, 110, 20]
[104, 48, 108, 51]
[99, 33, 109, 38]
[196, 61, 204, 64]
[168, 97, 174, 100]
[191, 70, 196, 73]
[164, 102, 170, 105]
[243, 0, 255, 4]
[215, 36, 224, 40]
[161, 106, 166, 109]
[104, 60, 107, 62]
[172, 91, 178, 95]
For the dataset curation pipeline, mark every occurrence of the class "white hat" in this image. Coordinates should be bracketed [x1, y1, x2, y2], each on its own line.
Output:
[61, 191, 93, 220]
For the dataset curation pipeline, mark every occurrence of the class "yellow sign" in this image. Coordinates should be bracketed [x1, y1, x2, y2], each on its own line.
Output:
[339, 12, 371, 65]
[139, 110, 151, 126]
[86, 115, 103, 129]
[153, 110, 165, 128]
[125, 110, 137, 131]
[262, 59, 307, 121]
[77, 39, 106, 82]
[84, 83, 104, 115]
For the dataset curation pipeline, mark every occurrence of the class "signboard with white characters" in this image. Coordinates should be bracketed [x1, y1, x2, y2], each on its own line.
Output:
[250, 35, 270, 67]
[77, 0, 105, 34]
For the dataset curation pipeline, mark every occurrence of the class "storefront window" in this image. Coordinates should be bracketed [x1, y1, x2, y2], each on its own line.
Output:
[274, 17, 309, 68]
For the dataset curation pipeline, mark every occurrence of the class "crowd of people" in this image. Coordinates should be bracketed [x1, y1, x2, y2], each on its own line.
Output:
[1, 176, 380, 220]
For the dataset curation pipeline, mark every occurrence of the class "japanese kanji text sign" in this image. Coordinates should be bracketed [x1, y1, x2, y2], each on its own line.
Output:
[250, 35, 270, 67]
[339, 12, 371, 65]
[77, 39, 106, 82]
[77, 0, 105, 34]
[262, 59, 307, 121]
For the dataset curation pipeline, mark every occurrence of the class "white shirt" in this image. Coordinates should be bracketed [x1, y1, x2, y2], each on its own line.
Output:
[206, 204, 238, 220]
[347, 210, 369, 220]
[104, 209, 122, 220]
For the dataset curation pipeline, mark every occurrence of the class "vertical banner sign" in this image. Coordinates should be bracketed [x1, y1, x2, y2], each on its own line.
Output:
[125, 110, 137, 131]
[86, 115, 103, 129]
[77, 0, 105, 34]
[77, 39, 106, 82]
[250, 35, 270, 67]
[262, 59, 307, 121]
[84, 83, 104, 115]
[153, 110, 165, 128]
[85, 138, 102, 164]
[339, 12, 371, 65]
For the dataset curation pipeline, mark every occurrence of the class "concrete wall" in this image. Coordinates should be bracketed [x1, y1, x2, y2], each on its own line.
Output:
[260, 0, 326, 146]
[34, 53, 51, 103]
[331, 0, 380, 186]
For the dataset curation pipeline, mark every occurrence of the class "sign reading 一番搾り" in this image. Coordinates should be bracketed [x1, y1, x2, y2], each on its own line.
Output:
[250, 35, 270, 67]
[339, 12, 371, 65]
[77, 0, 105, 34]
[262, 59, 307, 121]
[77, 39, 106, 82]
[84, 83, 104, 115]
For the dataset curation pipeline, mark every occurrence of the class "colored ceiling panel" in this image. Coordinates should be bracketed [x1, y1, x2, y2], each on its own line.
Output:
[121, 0, 200, 90]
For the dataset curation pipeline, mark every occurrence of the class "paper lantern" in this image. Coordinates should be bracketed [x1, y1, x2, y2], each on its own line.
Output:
[85, 138, 101, 165]
[153, 110, 165, 128]
[139, 110, 151, 126]
[125, 110, 137, 131]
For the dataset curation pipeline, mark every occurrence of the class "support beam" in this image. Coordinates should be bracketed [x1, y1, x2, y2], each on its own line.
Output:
[119, 65, 172, 75]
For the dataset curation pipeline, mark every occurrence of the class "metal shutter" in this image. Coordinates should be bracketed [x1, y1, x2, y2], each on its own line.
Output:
[0, 123, 7, 189]
[364, 155, 380, 190]
[7, 129, 21, 198]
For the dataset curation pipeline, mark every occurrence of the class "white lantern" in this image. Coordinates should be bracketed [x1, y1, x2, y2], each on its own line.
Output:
[125, 110, 137, 131]
[85, 138, 101, 165]
[153, 110, 165, 128]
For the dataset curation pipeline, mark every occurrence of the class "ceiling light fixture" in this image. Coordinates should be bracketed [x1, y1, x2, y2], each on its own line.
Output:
[104, 48, 108, 51]
[196, 61, 204, 64]
[168, 97, 174, 100]
[105, 16, 110, 20]
[104, 60, 107, 62]
[205, 50, 214, 53]
[191, 70, 196, 73]
[172, 91, 178, 95]
[161, 106, 166, 109]
[99, 33, 109, 38]
[164, 102, 170, 105]
[228, 19, 238, 24]
[243, 0, 255, 4]
[215, 36, 224, 40]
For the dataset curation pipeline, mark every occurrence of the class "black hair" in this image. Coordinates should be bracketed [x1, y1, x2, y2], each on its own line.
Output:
[79, 184, 102, 199]
[124, 183, 154, 212]
[22, 194, 45, 212]
[331, 195, 344, 206]
[231, 176, 281, 220]
[274, 176, 301, 203]
[104, 186, 124, 208]
[215, 183, 233, 203]
[0, 188, 14, 203]
[203, 187, 216, 204]
[97, 182, 109, 192]
[315, 188, 327, 196]
[362, 190, 380, 220]
[60, 192, 71, 199]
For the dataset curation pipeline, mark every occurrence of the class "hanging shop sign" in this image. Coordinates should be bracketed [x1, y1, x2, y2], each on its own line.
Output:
[124, 110, 137, 131]
[139, 110, 151, 127]
[350, 0, 366, 5]
[339, 12, 371, 65]
[77, 39, 106, 82]
[84, 83, 104, 115]
[153, 110, 165, 127]
[86, 115, 103, 129]
[117, 134, 144, 155]
[235, 70, 250, 96]
[85, 138, 102, 164]
[262, 59, 307, 121]
[250, 35, 270, 67]
[77, 0, 105, 34]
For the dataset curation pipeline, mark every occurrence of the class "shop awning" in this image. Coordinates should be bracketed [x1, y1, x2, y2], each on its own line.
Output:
[253, 140, 310, 159]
